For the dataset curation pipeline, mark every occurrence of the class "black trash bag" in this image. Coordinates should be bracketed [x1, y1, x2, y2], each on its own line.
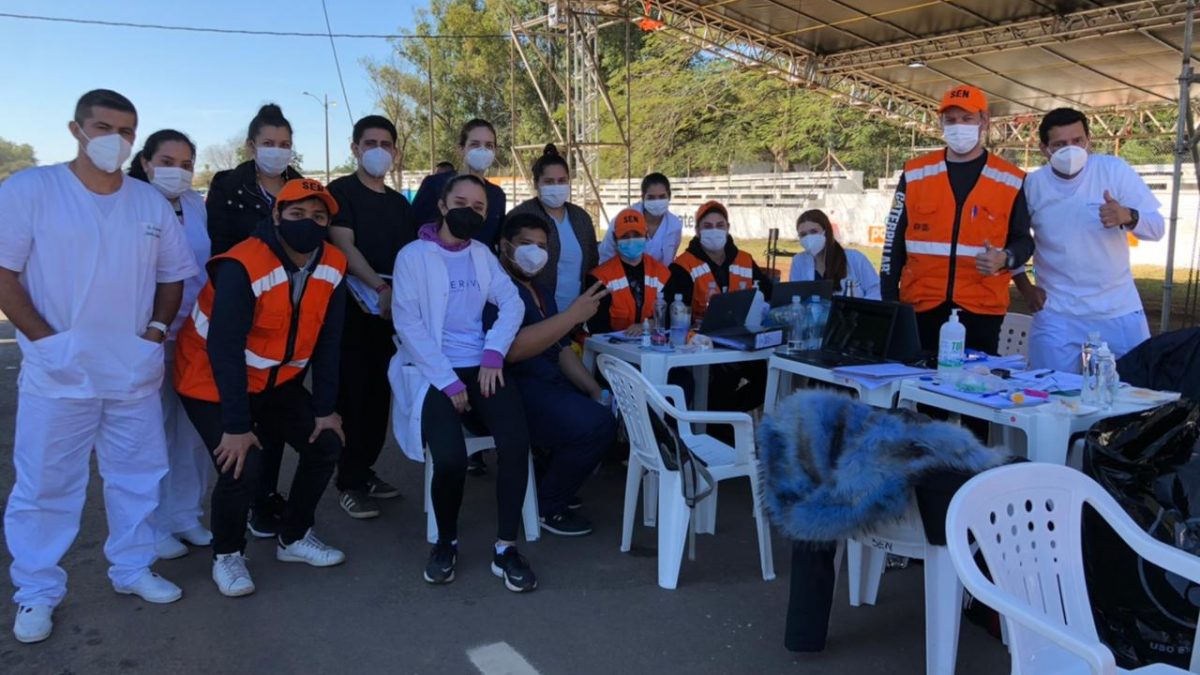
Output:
[1082, 399, 1200, 669]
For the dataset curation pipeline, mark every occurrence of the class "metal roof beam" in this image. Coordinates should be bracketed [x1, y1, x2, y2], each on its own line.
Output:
[818, 0, 1189, 75]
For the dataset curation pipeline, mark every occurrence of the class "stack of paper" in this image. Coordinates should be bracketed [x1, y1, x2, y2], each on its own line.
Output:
[831, 363, 934, 390]
[346, 276, 382, 316]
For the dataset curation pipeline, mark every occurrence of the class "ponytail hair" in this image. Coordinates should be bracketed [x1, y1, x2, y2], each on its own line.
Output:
[127, 128, 196, 183]
[796, 209, 848, 286]
[247, 103, 292, 143]
[532, 143, 569, 182]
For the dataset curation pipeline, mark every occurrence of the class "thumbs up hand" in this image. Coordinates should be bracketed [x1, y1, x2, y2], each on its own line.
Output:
[975, 239, 1008, 276]
[1099, 190, 1131, 228]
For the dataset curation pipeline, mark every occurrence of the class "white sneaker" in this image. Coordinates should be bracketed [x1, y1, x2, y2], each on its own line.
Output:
[212, 553, 255, 597]
[275, 530, 345, 567]
[177, 526, 213, 547]
[113, 572, 182, 604]
[155, 537, 189, 560]
[13, 604, 52, 644]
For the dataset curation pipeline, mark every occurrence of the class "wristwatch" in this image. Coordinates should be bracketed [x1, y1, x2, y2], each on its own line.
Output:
[147, 320, 169, 341]
[1124, 208, 1140, 230]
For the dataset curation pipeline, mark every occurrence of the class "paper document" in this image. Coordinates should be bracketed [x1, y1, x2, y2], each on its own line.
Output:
[594, 330, 642, 343]
[346, 276, 383, 316]
[833, 364, 933, 379]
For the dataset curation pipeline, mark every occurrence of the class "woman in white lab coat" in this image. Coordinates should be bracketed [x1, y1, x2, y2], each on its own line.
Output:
[388, 175, 537, 592]
[128, 129, 214, 559]
[598, 172, 683, 266]
[789, 209, 881, 300]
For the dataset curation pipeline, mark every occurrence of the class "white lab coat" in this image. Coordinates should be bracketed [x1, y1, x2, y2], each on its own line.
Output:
[788, 248, 881, 300]
[598, 202, 683, 267]
[158, 188, 212, 539]
[388, 238, 524, 460]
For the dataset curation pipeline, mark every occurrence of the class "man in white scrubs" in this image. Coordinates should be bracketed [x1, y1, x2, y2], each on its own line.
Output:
[0, 89, 199, 644]
[1014, 107, 1165, 372]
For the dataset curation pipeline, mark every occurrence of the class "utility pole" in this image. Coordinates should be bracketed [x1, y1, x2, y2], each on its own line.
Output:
[303, 91, 334, 182]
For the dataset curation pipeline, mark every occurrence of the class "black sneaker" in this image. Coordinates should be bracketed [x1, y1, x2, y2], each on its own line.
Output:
[366, 476, 402, 500]
[467, 454, 487, 476]
[567, 495, 583, 511]
[339, 490, 381, 519]
[491, 546, 537, 593]
[424, 543, 457, 585]
[247, 493, 286, 539]
[539, 510, 593, 537]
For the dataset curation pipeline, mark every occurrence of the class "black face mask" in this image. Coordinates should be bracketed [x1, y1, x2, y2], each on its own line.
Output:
[278, 217, 326, 254]
[445, 207, 485, 241]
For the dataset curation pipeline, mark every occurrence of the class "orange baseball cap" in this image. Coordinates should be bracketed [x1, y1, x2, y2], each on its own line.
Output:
[275, 178, 339, 217]
[938, 84, 988, 115]
[695, 200, 728, 224]
[614, 208, 646, 238]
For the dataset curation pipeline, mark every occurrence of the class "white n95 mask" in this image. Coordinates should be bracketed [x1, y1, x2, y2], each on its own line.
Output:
[512, 244, 548, 276]
[81, 131, 132, 174]
[360, 147, 393, 178]
[1049, 145, 1088, 177]
[465, 147, 495, 172]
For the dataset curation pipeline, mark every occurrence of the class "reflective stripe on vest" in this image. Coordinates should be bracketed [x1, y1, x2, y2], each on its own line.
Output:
[593, 256, 670, 331]
[676, 250, 757, 318]
[900, 150, 1024, 315]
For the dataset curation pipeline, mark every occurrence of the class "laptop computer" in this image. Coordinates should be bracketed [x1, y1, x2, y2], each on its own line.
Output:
[698, 289, 783, 350]
[783, 297, 921, 368]
[770, 280, 836, 308]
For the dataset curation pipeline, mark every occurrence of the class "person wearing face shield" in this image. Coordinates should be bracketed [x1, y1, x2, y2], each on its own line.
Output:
[1013, 107, 1164, 371]
[0, 90, 201, 642]
[598, 173, 683, 266]
[664, 200, 774, 414]
[388, 175, 538, 592]
[481, 212, 615, 537]
[128, 130, 216, 561]
[205, 103, 302, 537]
[325, 115, 414, 519]
[879, 84, 1034, 355]
[508, 144, 599, 316]
[587, 208, 672, 335]
[175, 179, 349, 597]
[410, 119, 507, 248]
[789, 209, 880, 300]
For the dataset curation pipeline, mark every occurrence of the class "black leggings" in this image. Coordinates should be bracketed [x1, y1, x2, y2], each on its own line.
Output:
[422, 367, 530, 543]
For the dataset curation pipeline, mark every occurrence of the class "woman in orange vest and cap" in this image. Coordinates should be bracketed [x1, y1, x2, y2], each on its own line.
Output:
[664, 200, 774, 413]
[174, 178, 349, 598]
[586, 208, 671, 336]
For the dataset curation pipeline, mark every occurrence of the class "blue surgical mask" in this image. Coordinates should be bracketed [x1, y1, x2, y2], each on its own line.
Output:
[617, 237, 646, 260]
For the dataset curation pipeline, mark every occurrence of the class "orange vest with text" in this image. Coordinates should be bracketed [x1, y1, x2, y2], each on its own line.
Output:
[673, 249, 756, 318]
[591, 255, 671, 331]
[899, 150, 1024, 315]
[174, 237, 347, 402]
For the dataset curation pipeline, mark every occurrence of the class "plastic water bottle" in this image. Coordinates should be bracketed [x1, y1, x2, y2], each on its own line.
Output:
[787, 296, 806, 352]
[1080, 330, 1101, 376]
[640, 319, 651, 348]
[746, 281, 767, 331]
[670, 294, 690, 346]
[1095, 342, 1118, 409]
[937, 308, 966, 382]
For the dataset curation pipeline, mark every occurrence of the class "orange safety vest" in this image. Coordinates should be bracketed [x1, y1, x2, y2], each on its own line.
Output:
[673, 249, 756, 318]
[174, 237, 347, 402]
[899, 150, 1024, 315]
[591, 255, 671, 331]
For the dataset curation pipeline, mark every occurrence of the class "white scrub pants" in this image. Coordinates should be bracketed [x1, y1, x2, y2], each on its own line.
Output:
[5, 391, 167, 607]
[155, 368, 211, 540]
[1028, 308, 1151, 373]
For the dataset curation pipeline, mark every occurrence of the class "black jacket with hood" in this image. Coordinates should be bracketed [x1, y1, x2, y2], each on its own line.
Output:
[207, 159, 304, 256]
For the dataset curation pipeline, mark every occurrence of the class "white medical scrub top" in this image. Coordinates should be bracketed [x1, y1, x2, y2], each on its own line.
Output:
[0, 163, 200, 400]
[1024, 154, 1164, 319]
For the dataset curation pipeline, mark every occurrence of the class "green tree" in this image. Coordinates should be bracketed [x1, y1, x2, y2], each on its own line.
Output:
[0, 137, 37, 183]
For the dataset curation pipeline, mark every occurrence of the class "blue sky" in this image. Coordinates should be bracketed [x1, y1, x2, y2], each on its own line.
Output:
[0, 0, 427, 169]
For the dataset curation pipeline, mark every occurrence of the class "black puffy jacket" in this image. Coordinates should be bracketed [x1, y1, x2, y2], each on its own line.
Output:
[206, 160, 303, 255]
[1117, 327, 1200, 400]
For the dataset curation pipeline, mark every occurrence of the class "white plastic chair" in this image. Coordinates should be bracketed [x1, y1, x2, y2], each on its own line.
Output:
[999, 312, 1033, 358]
[423, 431, 540, 544]
[598, 353, 775, 589]
[946, 463, 1200, 674]
[844, 498, 963, 675]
